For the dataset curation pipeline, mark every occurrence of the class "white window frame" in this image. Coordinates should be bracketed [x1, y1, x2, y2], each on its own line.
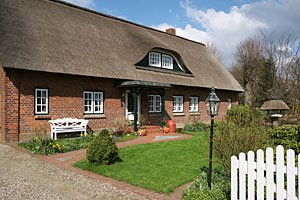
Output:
[189, 96, 199, 112]
[149, 95, 161, 113]
[173, 96, 184, 113]
[162, 54, 173, 69]
[149, 52, 161, 67]
[83, 91, 104, 114]
[35, 88, 49, 115]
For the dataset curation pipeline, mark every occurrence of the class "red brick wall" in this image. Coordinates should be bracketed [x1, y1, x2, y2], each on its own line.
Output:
[1, 67, 239, 142]
[165, 86, 238, 125]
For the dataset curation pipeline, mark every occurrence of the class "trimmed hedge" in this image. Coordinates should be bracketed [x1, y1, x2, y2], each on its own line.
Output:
[269, 126, 300, 154]
[86, 129, 120, 165]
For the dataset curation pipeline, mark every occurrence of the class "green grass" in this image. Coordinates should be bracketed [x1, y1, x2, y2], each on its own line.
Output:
[73, 131, 216, 194]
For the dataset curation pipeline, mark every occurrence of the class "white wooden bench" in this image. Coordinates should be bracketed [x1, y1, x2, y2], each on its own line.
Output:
[48, 118, 89, 140]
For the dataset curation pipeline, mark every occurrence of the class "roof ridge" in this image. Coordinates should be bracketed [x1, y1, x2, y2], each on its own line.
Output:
[49, 0, 206, 47]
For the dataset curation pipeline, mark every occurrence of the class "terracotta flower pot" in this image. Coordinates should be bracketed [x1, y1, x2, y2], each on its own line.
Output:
[138, 129, 147, 136]
[163, 127, 169, 133]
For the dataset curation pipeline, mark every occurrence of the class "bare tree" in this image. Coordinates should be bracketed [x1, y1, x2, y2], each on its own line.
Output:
[261, 31, 300, 103]
[231, 36, 265, 106]
[207, 42, 223, 62]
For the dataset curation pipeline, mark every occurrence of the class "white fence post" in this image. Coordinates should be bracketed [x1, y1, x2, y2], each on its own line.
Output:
[247, 151, 255, 200]
[231, 156, 238, 200]
[231, 145, 299, 200]
[266, 147, 275, 200]
[276, 145, 285, 199]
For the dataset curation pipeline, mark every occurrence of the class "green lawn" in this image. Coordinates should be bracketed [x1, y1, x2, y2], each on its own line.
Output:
[73, 131, 215, 193]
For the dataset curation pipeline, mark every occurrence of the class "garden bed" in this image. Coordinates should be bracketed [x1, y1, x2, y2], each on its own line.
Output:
[17, 134, 138, 155]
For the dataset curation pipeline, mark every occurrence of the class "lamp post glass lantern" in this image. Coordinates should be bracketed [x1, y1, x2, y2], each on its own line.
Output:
[205, 87, 220, 189]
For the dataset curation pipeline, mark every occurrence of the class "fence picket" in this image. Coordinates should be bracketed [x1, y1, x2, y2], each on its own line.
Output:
[287, 149, 296, 199]
[239, 153, 247, 200]
[231, 145, 299, 200]
[247, 151, 255, 200]
[257, 149, 265, 200]
[276, 145, 286, 199]
[298, 154, 300, 200]
[231, 156, 238, 200]
[266, 147, 274, 200]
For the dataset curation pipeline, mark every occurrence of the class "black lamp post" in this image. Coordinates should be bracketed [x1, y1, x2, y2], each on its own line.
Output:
[205, 87, 220, 189]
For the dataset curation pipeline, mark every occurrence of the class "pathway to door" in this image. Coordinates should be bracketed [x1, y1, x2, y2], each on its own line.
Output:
[9, 132, 193, 200]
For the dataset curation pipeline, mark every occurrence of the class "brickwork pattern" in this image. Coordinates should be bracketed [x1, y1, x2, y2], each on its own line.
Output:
[1, 67, 239, 142]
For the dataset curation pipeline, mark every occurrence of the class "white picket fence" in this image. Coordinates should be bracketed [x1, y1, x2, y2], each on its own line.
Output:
[231, 145, 300, 200]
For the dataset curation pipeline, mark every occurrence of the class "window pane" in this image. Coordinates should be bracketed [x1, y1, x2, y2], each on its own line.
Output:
[42, 106, 46, 112]
[37, 106, 41, 112]
[37, 98, 41, 104]
[37, 90, 41, 97]
[149, 95, 154, 112]
[173, 96, 177, 112]
[42, 91, 47, 97]
[42, 98, 46, 104]
[149, 52, 161, 67]
[155, 95, 161, 112]
[162, 54, 173, 69]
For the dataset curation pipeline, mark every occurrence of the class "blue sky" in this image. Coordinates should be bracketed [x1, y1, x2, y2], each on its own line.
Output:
[65, 0, 300, 68]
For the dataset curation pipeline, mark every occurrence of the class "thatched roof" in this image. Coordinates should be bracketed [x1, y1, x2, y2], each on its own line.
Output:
[260, 100, 290, 111]
[0, 0, 243, 92]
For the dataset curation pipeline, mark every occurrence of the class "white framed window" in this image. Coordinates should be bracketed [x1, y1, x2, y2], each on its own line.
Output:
[162, 54, 173, 69]
[83, 91, 104, 114]
[189, 96, 199, 112]
[149, 95, 161, 113]
[149, 52, 161, 67]
[35, 88, 49, 115]
[228, 98, 232, 110]
[173, 96, 184, 113]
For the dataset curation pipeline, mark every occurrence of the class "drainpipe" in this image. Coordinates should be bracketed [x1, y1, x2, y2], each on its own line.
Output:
[161, 89, 165, 127]
[17, 70, 21, 142]
[133, 91, 138, 132]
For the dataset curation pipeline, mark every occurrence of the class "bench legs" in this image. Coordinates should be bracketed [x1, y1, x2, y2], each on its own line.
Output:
[51, 131, 57, 140]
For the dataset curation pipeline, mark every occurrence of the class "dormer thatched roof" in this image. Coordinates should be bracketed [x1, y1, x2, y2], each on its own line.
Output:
[0, 0, 244, 92]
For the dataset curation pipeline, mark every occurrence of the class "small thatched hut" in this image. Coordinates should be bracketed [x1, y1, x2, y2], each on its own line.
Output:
[260, 100, 289, 112]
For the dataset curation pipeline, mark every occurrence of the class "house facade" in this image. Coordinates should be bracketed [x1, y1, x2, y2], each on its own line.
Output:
[0, 0, 243, 142]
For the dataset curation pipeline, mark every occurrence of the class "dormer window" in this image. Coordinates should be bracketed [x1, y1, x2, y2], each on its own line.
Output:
[149, 52, 173, 70]
[162, 54, 173, 69]
[149, 52, 161, 67]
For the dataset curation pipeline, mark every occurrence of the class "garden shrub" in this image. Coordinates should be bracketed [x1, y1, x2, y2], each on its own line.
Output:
[86, 129, 120, 164]
[182, 168, 230, 200]
[184, 121, 218, 133]
[269, 126, 300, 154]
[226, 105, 267, 127]
[111, 117, 132, 136]
[213, 105, 271, 176]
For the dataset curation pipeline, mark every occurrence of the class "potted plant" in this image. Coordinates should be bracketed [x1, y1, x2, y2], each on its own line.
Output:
[163, 125, 170, 133]
[138, 115, 147, 136]
[138, 126, 147, 136]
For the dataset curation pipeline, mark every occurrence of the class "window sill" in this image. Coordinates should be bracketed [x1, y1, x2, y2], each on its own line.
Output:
[83, 114, 106, 119]
[190, 112, 200, 116]
[34, 115, 51, 120]
[173, 113, 185, 116]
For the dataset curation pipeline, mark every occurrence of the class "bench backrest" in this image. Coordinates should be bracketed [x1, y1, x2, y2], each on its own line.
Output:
[49, 118, 88, 129]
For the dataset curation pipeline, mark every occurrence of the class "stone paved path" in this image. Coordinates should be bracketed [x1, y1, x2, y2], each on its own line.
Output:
[5, 132, 194, 200]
